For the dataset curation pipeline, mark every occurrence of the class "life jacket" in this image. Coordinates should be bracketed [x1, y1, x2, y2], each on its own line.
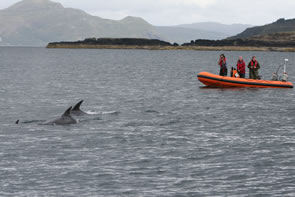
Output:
[237, 60, 245, 73]
[232, 69, 240, 78]
[219, 57, 227, 68]
[250, 60, 258, 69]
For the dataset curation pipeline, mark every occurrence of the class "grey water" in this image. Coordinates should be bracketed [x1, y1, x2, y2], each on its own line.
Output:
[1, 47, 295, 197]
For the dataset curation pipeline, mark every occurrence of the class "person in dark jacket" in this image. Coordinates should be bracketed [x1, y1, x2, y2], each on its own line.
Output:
[236, 56, 246, 78]
[248, 56, 260, 79]
[218, 54, 227, 76]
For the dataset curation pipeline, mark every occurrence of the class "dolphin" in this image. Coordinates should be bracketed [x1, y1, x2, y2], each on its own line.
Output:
[43, 106, 78, 125]
[71, 100, 88, 116]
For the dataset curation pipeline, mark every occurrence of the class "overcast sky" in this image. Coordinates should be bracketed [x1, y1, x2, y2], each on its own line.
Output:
[1, 0, 295, 26]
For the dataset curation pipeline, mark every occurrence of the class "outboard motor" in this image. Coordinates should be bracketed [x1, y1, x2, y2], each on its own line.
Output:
[282, 73, 288, 82]
[272, 59, 289, 82]
[282, 59, 289, 82]
[272, 73, 278, 81]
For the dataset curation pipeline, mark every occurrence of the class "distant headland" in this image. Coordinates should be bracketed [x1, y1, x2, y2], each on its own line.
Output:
[47, 37, 295, 52]
[47, 38, 179, 50]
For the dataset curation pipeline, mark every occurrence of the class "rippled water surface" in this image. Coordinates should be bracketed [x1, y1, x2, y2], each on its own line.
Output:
[1, 47, 295, 196]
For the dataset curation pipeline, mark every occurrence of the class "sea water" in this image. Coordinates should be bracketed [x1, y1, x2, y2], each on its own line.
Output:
[1, 47, 295, 196]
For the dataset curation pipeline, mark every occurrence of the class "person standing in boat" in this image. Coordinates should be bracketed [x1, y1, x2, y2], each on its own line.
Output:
[248, 56, 260, 79]
[236, 56, 246, 78]
[218, 54, 227, 76]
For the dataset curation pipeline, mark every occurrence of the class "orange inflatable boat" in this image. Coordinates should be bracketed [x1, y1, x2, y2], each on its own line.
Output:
[197, 72, 293, 88]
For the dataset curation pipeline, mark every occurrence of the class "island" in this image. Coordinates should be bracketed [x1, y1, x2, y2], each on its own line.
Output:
[47, 38, 179, 50]
[47, 36, 295, 52]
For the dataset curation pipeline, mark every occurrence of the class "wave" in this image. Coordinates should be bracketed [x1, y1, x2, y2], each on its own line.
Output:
[85, 110, 120, 115]
[144, 110, 160, 114]
[100, 111, 120, 115]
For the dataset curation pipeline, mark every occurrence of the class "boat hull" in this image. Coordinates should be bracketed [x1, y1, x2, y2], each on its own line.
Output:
[197, 72, 293, 88]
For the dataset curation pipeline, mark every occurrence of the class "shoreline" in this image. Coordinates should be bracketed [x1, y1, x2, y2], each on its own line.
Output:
[46, 44, 295, 52]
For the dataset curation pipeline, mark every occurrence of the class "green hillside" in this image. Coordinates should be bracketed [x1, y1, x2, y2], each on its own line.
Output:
[228, 18, 295, 40]
[0, 0, 250, 46]
[0, 0, 159, 46]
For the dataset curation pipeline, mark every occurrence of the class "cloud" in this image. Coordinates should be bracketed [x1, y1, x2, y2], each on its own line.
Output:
[170, 0, 217, 7]
[66, 0, 218, 25]
[0, 0, 19, 8]
[1, 0, 295, 26]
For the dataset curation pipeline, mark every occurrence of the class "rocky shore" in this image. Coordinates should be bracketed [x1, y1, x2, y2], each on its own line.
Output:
[47, 38, 295, 52]
[182, 38, 295, 48]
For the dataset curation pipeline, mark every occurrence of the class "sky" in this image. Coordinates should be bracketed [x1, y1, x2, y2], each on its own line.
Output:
[0, 0, 295, 26]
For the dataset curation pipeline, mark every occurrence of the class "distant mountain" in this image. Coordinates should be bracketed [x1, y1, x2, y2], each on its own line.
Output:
[154, 26, 228, 44]
[0, 0, 251, 46]
[228, 18, 295, 39]
[0, 0, 160, 46]
[177, 22, 252, 37]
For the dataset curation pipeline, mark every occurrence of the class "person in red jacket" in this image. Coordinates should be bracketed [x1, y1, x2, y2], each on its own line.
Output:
[236, 56, 246, 78]
[218, 54, 227, 76]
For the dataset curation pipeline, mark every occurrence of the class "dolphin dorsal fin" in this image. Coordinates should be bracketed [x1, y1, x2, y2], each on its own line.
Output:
[62, 106, 73, 117]
[72, 100, 84, 111]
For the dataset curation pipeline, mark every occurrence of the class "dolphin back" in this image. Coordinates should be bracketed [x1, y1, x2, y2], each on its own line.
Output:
[44, 106, 77, 125]
[62, 106, 73, 117]
[71, 100, 88, 116]
[72, 100, 84, 111]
